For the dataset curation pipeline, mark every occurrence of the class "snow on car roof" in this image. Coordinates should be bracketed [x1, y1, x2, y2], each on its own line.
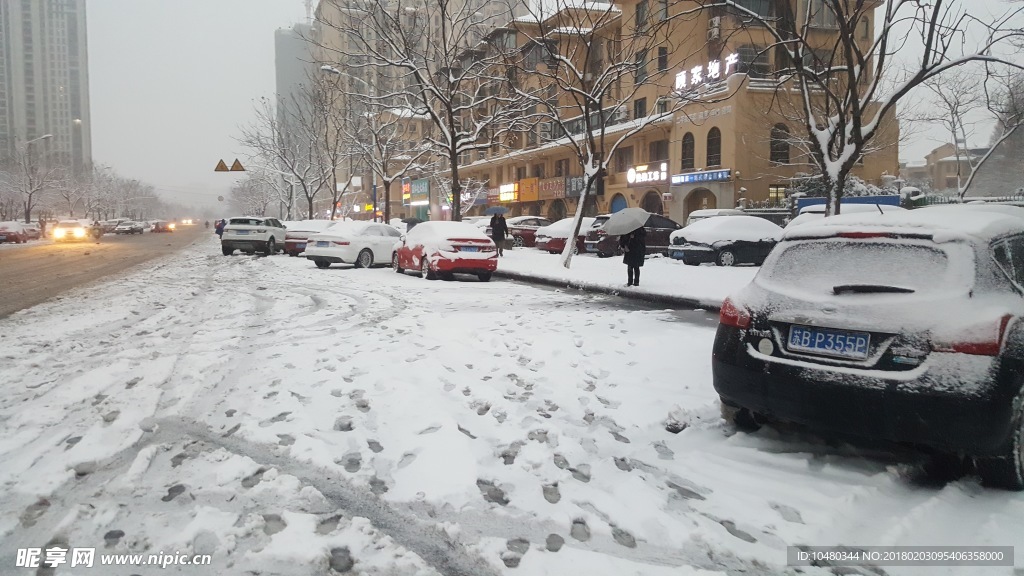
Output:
[537, 217, 596, 238]
[282, 220, 335, 232]
[687, 208, 745, 218]
[318, 221, 371, 235]
[797, 203, 906, 215]
[408, 220, 490, 240]
[671, 215, 783, 244]
[783, 205, 1024, 243]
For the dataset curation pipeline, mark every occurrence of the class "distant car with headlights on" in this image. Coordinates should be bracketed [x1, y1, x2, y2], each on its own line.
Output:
[114, 221, 144, 235]
[53, 220, 89, 242]
[305, 221, 403, 268]
[151, 220, 176, 233]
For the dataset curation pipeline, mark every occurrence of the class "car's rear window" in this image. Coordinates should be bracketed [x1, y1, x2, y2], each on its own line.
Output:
[230, 218, 263, 226]
[760, 239, 974, 296]
[592, 217, 609, 228]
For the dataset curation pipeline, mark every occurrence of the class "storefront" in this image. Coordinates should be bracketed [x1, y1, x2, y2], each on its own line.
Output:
[401, 177, 430, 221]
[625, 162, 669, 215]
[667, 169, 735, 223]
[518, 177, 540, 217]
[539, 177, 566, 220]
[565, 176, 600, 217]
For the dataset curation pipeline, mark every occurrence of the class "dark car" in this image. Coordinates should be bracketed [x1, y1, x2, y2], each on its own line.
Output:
[712, 205, 1024, 489]
[151, 221, 176, 233]
[114, 221, 144, 235]
[668, 215, 783, 266]
[584, 213, 682, 257]
[486, 216, 552, 248]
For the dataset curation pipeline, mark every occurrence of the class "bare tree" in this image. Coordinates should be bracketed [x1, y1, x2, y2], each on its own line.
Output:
[693, 0, 1024, 214]
[512, 0, 723, 267]
[0, 142, 64, 223]
[315, 0, 529, 220]
[229, 174, 277, 216]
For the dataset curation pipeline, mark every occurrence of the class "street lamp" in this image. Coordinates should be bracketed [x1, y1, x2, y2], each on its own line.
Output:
[26, 134, 53, 146]
[321, 65, 380, 222]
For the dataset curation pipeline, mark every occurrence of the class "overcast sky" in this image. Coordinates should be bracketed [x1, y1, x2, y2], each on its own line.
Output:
[86, 1, 1014, 209]
[88, 0, 309, 210]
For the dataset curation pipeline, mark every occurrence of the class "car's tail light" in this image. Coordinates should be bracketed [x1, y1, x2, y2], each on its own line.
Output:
[596, 229, 607, 236]
[257, 228, 267, 233]
[719, 297, 751, 329]
[331, 241, 350, 246]
[932, 315, 1013, 356]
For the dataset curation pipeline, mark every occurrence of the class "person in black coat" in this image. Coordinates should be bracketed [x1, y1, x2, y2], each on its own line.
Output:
[619, 226, 646, 286]
[491, 214, 508, 256]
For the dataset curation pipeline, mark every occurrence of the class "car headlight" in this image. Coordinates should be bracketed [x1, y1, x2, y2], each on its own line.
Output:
[168, 223, 176, 229]
[54, 229, 66, 238]
[73, 228, 86, 238]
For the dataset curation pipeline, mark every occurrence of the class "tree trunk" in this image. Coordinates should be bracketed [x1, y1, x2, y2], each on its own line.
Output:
[560, 173, 599, 269]
[450, 152, 462, 221]
[383, 180, 392, 224]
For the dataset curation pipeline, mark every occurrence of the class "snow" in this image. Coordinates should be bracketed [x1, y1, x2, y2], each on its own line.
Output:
[282, 220, 335, 233]
[669, 216, 783, 245]
[498, 249, 757, 308]
[407, 220, 491, 244]
[784, 204, 1024, 242]
[1, 235, 1023, 575]
[536, 217, 596, 239]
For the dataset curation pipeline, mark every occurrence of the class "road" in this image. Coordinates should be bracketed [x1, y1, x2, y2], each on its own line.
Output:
[0, 226, 206, 318]
[0, 237, 1021, 575]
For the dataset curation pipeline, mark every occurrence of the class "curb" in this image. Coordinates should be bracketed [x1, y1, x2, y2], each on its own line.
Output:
[492, 269, 721, 311]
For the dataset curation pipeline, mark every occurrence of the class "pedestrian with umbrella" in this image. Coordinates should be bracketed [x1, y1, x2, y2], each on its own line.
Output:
[601, 208, 650, 287]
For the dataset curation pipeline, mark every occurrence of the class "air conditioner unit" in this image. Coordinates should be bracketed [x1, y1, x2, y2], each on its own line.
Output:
[707, 27, 720, 41]
[708, 16, 721, 29]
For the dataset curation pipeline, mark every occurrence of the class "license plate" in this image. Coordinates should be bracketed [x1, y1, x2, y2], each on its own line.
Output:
[461, 246, 478, 252]
[296, 243, 306, 249]
[235, 230, 249, 235]
[316, 241, 329, 247]
[669, 250, 684, 259]
[787, 325, 870, 360]
[0, 235, 6, 241]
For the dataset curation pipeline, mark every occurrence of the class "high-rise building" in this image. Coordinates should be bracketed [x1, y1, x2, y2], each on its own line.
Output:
[0, 0, 92, 174]
[275, 22, 314, 118]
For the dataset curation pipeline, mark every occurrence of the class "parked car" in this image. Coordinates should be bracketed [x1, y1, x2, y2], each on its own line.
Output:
[151, 220, 176, 233]
[584, 213, 682, 257]
[713, 205, 1024, 489]
[0, 222, 28, 244]
[283, 220, 335, 256]
[668, 215, 783, 266]
[486, 216, 552, 247]
[304, 221, 402, 269]
[20, 223, 41, 240]
[101, 220, 123, 233]
[393, 221, 497, 281]
[786, 203, 906, 228]
[221, 216, 287, 255]
[52, 220, 89, 242]
[114, 221, 144, 235]
[685, 208, 745, 227]
[535, 217, 596, 255]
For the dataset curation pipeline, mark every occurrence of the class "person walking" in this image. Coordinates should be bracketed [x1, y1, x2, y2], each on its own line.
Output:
[38, 218, 47, 239]
[214, 219, 225, 238]
[491, 214, 508, 257]
[619, 225, 646, 287]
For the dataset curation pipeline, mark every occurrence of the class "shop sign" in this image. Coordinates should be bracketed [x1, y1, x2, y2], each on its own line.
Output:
[626, 163, 668, 186]
[671, 169, 731, 185]
[487, 187, 500, 203]
[565, 175, 604, 198]
[410, 179, 430, 206]
[518, 178, 539, 202]
[499, 183, 519, 203]
[675, 53, 739, 91]
[401, 178, 412, 206]
[538, 177, 565, 200]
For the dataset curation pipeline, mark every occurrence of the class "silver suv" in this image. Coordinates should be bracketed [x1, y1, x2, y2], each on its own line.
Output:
[221, 216, 287, 256]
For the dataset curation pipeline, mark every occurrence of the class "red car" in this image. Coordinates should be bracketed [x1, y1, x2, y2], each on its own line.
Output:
[534, 217, 596, 254]
[0, 222, 28, 244]
[392, 221, 497, 281]
[283, 220, 334, 256]
[487, 216, 552, 247]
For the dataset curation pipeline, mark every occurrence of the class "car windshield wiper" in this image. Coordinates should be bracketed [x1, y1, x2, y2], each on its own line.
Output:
[833, 284, 915, 295]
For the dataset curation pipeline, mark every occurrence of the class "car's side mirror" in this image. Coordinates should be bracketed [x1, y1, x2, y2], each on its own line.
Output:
[400, 235, 406, 243]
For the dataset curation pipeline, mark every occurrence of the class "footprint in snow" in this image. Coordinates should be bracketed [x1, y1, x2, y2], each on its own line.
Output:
[161, 484, 186, 502]
[443, 382, 455, 392]
[171, 452, 189, 467]
[458, 425, 477, 439]
[611, 431, 631, 443]
[277, 434, 295, 446]
[64, 436, 82, 450]
[125, 376, 142, 389]
[339, 452, 361, 473]
[334, 417, 354, 432]
[260, 412, 291, 427]
[500, 442, 524, 465]
[542, 483, 560, 503]
[241, 468, 268, 488]
[262, 514, 287, 536]
[666, 481, 706, 501]
[225, 409, 236, 418]
[474, 402, 491, 416]
[476, 479, 509, 506]
[614, 457, 633, 471]
[222, 423, 241, 438]
[570, 519, 590, 541]
[102, 410, 120, 423]
[653, 441, 674, 460]
[719, 520, 758, 543]
[316, 515, 342, 535]
[355, 399, 371, 413]
[366, 440, 384, 453]
[546, 534, 564, 552]
[19, 499, 50, 527]
[103, 530, 125, 547]
[331, 389, 344, 397]
[570, 464, 591, 483]
[770, 502, 804, 524]
[398, 453, 417, 469]
[612, 526, 637, 548]
[462, 387, 472, 397]
[418, 424, 441, 435]
[369, 476, 389, 495]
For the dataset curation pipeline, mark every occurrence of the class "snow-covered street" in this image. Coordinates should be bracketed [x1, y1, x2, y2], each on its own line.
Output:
[2, 236, 1023, 576]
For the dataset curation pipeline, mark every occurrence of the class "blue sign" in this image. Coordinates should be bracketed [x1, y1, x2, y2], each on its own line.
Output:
[671, 169, 731, 185]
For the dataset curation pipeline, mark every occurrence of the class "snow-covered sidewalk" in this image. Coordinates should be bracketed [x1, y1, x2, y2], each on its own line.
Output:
[495, 249, 758, 310]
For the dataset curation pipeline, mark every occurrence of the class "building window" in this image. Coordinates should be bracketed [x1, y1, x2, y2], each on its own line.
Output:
[770, 124, 790, 164]
[706, 128, 722, 167]
[636, 0, 649, 31]
[635, 49, 648, 84]
[658, 0, 668, 20]
[649, 139, 668, 162]
[768, 185, 786, 205]
[532, 163, 545, 178]
[807, 0, 839, 29]
[681, 132, 695, 170]
[860, 17, 870, 40]
[633, 97, 647, 119]
[737, 45, 771, 78]
[615, 146, 634, 173]
[732, 0, 773, 21]
[555, 158, 569, 177]
[656, 98, 667, 114]
[658, 47, 668, 72]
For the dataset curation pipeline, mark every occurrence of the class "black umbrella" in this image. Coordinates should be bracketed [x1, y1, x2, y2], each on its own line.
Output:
[401, 218, 423, 224]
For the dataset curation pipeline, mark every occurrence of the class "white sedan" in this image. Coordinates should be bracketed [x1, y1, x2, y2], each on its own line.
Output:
[304, 221, 403, 269]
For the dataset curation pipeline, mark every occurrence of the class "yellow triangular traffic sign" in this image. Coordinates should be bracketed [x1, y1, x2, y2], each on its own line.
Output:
[229, 159, 245, 172]
[214, 159, 229, 172]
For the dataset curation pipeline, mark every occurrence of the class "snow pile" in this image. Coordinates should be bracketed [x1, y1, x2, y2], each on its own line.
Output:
[670, 216, 783, 245]
[535, 217, 597, 239]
